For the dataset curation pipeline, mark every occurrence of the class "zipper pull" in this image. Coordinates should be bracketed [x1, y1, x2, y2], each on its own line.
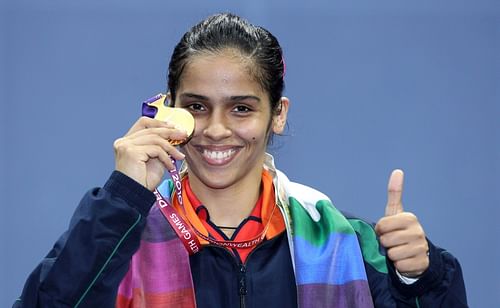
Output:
[239, 264, 247, 308]
[239, 264, 247, 296]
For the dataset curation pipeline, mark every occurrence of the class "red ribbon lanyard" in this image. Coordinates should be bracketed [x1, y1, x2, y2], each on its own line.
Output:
[154, 160, 201, 256]
[154, 188, 201, 255]
[155, 159, 277, 254]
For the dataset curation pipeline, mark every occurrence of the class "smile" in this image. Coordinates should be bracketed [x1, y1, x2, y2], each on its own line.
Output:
[195, 146, 241, 166]
[203, 148, 236, 160]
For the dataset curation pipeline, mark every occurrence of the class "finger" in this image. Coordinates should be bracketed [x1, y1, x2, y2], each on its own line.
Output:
[138, 145, 178, 171]
[378, 229, 411, 248]
[127, 134, 186, 160]
[127, 126, 187, 140]
[375, 212, 418, 235]
[125, 117, 175, 136]
[385, 169, 404, 216]
[393, 256, 429, 277]
[386, 243, 426, 262]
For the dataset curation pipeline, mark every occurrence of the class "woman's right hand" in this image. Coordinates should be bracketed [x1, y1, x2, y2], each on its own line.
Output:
[113, 116, 187, 191]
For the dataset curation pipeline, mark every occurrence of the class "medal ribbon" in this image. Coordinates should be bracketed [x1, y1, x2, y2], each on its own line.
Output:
[155, 159, 277, 255]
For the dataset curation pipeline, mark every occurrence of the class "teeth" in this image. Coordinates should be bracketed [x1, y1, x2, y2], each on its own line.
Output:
[203, 149, 236, 161]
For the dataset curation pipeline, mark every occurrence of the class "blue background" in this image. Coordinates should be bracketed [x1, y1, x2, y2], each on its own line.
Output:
[1, 0, 499, 307]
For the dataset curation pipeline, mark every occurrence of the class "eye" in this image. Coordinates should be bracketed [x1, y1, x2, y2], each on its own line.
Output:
[186, 103, 206, 113]
[232, 105, 252, 113]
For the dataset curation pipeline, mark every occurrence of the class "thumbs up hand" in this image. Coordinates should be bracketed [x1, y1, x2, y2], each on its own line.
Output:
[375, 170, 430, 278]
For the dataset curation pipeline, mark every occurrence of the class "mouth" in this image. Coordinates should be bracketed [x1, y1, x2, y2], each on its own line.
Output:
[193, 146, 241, 166]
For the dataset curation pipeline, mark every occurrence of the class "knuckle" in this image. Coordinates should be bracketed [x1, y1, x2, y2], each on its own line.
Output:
[394, 260, 405, 270]
[378, 235, 387, 246]
[375, 220, 387, 233]
[161, 130, 177, 142]
[406, 212, 417, 219]
[419, 242, 429, 253]
[388, 187, 402, 194]
[380, 234, 392, 247]
[113, 138, 124, 151]
[417, 231, 426, 241]
[402, 212, 416, 222]
[387, 248, 397, 260]
[139, 116, 151, 123]
[157, 136, 172, 148]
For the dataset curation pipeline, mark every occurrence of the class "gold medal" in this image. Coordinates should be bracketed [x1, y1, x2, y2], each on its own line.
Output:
[142, 94, 195, 145]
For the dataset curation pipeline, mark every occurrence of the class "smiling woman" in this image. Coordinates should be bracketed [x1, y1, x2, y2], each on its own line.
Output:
[14, 13, 467, 308]
[176, 52, 288, 229]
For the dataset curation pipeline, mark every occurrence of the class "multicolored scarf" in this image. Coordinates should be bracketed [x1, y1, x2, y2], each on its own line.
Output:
[116, 154, 373, 308]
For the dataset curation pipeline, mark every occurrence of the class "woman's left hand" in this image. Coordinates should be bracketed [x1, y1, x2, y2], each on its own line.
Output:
[375, 170, 430, 278]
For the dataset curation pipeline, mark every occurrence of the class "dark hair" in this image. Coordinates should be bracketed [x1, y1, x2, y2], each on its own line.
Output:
[167, 13, 285, 114]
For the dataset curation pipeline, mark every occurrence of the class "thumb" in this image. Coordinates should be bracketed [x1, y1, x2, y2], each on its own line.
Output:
[385, 169, 404, 216]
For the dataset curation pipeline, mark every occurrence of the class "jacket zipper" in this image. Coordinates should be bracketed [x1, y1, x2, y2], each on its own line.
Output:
[239, 264, 247, 308]
[238, 244, 266, 308]
[208, 238, 275, 308]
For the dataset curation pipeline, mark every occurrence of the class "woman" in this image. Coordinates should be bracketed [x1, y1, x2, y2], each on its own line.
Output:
[15, 13, 467, 308]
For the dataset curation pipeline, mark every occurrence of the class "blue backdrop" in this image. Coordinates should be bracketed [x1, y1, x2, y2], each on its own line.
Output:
[1, 0, 499, 307]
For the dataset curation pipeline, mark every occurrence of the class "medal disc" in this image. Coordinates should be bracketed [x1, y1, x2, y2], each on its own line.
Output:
[142, 94, 195, 145]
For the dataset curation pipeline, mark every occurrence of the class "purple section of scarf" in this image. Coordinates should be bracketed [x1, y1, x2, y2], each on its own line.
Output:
[298, 281, 374, 308]
[131, 240, 193, 293]
[141, 205, 179, 243]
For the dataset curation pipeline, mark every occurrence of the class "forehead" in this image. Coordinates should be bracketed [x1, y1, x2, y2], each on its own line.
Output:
[176, 51, 267, 100]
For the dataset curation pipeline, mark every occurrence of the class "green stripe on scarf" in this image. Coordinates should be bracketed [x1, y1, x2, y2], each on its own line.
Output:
[348, 218, 388, 274]
[289, 197, 356, 246]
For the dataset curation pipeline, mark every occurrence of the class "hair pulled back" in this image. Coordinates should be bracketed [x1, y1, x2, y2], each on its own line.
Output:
[168, 13, 285, 112]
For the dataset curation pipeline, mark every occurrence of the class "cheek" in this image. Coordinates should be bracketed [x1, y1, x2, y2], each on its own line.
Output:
[190, 117, 206, 137]
[234, 120, 268, 142]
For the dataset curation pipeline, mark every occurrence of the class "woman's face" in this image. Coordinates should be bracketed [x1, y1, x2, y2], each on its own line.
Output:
[174, 51, 287, 190]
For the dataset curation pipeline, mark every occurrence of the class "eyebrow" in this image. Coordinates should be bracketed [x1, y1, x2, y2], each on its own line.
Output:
[230, 95, 261, 102]
[179, 93, 261, 103]
[179, 93, 209, 101]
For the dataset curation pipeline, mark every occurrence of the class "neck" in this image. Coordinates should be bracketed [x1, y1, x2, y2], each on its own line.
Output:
[188, 169, 263, 228]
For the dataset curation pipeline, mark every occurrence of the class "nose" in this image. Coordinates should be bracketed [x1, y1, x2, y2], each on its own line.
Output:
[202, 110, 232, 141]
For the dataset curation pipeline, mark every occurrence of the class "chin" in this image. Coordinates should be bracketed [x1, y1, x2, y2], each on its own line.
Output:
[194, 168, 242, 189]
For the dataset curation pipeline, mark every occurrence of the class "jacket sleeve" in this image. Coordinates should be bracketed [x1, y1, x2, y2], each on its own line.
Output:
[383, 240, 468, 308]
[347, 217, 468, 308]
[13, 171, 156, 308]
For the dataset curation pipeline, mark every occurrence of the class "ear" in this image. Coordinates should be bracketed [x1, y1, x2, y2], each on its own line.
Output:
[272, 97, 289, 134]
